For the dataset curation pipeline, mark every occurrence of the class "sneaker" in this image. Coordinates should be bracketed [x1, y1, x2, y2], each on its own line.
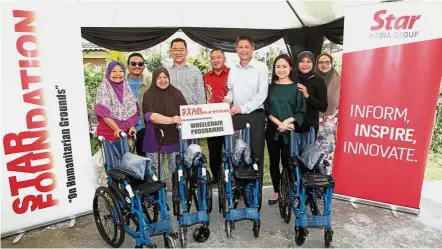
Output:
[268, 193, 279, 205]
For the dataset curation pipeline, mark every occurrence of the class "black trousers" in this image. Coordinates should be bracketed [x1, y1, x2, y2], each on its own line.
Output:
[265, 125, 290, 194]
[232, 111, 266, 180]
[207, 136, 224, 180]
[135, 128, 146, 156]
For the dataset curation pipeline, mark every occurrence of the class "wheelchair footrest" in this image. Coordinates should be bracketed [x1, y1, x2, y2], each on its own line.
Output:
[230, 208, 259, 221]
[149, 220, 173, 236]
[301, 174, 333, 189]
[180, 210, 208, 226]
[299, 214, 331, 227]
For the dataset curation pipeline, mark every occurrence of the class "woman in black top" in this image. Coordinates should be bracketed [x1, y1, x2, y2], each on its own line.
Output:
[265, 54, 306, 205]
[295, 51, 328, 138]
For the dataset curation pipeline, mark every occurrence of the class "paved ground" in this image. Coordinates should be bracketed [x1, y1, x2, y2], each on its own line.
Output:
[2, 186, 442, 248]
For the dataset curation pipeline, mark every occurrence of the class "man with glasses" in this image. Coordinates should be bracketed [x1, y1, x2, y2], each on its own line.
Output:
[169, 38, 206, 105]
[126, 52, 150, 156]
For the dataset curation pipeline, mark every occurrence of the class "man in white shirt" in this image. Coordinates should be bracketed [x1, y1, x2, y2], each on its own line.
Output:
[223, 35, 268, 181]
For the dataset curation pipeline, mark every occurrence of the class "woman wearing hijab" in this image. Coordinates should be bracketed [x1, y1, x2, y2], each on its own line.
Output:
[295, 51, 328, 139]
[265, 54, 306, 205]
[142, 67, 187, 189]
[314, 53, 341, 174]
[95, 61, 139, 141]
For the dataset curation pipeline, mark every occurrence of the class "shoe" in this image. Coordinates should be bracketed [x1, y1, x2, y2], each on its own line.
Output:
[268, 193, 279, 205]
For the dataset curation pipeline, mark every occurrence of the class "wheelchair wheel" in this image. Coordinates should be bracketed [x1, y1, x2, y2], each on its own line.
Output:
[324, 228, 333, 248]
[93, 186, 125, 248]
[178, 226, 187, 248]
[206, 171, 213, 213]
[295, 226, 307, 246]
[164, 233, 176, 248]
[252, 220, 260, 238]
[172, 171, 181, 216]
[225, 221, 232, 239]
[193, 224, 210, 243]
[279, 168, 291, 223]
[218, 175, 227, 217]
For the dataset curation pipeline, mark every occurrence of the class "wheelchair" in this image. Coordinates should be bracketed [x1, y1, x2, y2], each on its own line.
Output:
[171, 126, 213, 248]
[218, 123, 262, 239]
[93, 131, 177, 248]
[278, 127, 335, 248]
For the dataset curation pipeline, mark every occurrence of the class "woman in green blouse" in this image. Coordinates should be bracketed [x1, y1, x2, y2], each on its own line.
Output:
[265, 54, 306, 205]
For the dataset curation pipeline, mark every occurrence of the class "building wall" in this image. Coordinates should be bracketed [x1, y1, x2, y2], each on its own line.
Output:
[83, 58, 106, 66]
[82, 50, 109, 66]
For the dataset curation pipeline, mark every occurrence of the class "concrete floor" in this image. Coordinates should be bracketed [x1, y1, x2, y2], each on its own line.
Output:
[2, 186, 442, 248]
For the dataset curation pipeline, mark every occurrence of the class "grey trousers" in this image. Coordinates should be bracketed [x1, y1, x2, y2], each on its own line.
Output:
[146, 152, 179, 190]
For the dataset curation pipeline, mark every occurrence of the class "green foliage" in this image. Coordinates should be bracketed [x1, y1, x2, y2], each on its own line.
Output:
[105, 50, 129, 66]
[187, 47, 211, 74]
[430, 102, 442, 154]
[146, 50, 164, 72]
[83, 63, 105, 129]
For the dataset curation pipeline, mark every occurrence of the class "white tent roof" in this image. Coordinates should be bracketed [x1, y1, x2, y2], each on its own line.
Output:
[78, 0, 387, 29]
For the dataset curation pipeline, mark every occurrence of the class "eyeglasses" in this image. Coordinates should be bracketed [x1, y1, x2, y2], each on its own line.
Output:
[171, 49, 186, 53]
[130, 61, 145, 67]
[318, 61, 331, 66]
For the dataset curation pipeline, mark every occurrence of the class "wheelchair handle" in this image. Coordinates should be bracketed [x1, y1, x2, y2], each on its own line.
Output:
[129, 130, 136, 140]
[119, 131, 127, 137]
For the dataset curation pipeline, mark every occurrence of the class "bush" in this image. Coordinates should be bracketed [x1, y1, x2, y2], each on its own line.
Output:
[84, 63, 105, 130]
[430, 104, 442, 154]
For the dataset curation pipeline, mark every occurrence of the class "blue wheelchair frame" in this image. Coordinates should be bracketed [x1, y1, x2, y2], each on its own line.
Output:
[173, 126, 212, 247]
[94, 132, 176, 248]
[221, 123, 261, 238]
[282, 127, 335, 247]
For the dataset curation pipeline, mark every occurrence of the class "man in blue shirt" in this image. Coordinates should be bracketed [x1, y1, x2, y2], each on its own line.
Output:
[126, 53, 151, 155]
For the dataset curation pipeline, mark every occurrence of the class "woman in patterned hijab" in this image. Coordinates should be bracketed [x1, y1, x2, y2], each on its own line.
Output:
[94, 61, 139, 141]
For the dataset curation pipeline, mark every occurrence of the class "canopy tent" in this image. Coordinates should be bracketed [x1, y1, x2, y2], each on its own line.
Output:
[80, 0, 388, 57]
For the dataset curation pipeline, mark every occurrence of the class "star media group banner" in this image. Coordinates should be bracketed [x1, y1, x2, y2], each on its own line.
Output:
[1, 3, 95, 236]
[180, 103, 234, 140]
[333, 1, 442, 211]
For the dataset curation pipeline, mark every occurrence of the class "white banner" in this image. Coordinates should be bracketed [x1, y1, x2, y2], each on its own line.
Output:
[1, 3, 95, 237]
[180, 103, 234, 140]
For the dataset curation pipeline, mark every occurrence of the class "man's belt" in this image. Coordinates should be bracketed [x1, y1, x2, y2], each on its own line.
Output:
[249, 109, 264, 114]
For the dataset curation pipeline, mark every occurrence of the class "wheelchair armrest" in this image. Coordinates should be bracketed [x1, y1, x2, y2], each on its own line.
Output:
[108, 169, 127, 181]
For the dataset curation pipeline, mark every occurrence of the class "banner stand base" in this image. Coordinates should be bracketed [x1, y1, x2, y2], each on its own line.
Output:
[333, 194, 420, 215]
[1, 210, 92, 239]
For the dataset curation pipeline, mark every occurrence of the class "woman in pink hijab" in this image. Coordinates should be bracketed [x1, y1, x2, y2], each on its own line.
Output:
[94, 61, 139, 141]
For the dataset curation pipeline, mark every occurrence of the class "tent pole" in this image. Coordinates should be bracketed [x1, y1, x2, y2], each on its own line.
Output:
[284, 40, 293, 60]
[286, 0, 306, 27]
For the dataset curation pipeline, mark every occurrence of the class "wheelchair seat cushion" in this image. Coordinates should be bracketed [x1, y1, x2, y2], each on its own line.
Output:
[301, 173, 333, 189]
[234, 166, 260, 180]
[133, 181, 163, 195]
[297, 144, 326, 170]
[233, 139, 252, 165]
[184, 144, 203, 168]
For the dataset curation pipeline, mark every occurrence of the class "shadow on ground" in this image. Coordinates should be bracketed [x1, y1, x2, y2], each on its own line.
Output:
[2, 187, 442, 248]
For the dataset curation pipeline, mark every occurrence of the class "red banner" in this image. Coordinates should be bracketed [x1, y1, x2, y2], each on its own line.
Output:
[333, 2, 442, 209]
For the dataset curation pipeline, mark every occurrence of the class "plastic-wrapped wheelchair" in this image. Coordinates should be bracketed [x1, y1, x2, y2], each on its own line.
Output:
[218, 123, 262, 239]
[278, 127, 335, 248]
[171, 126, 213, 248]
[93, 131, 177, 248]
